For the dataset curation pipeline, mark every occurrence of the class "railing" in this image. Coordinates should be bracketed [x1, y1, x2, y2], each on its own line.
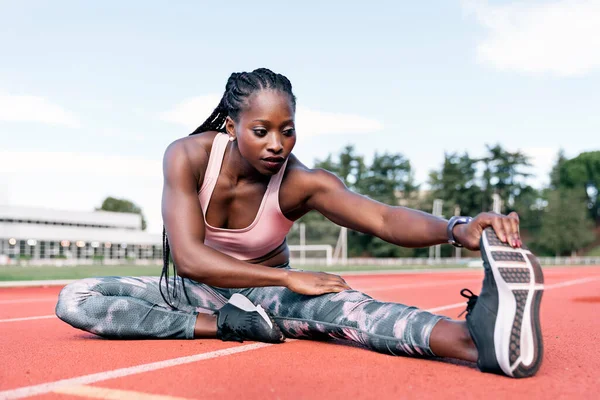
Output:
[2, 256, 599, 268]
[290, 256, 600, 267]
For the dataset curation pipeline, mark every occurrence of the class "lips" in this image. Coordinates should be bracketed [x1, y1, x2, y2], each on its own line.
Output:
[261, 157, 285, 170]
[262, 157, 285, 162]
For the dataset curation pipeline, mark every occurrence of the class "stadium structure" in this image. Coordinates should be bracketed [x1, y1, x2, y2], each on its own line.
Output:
[0, 205, 162, 265]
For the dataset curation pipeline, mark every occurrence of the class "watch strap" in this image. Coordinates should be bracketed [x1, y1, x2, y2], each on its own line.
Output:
[447, 216, 473, 247]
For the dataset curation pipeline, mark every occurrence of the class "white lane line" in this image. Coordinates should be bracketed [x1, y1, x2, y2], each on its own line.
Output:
[53, 384, 194, 400]
[1, 274, 599, 398]
[426, 303, 466, 313]
[0, 315, 55, 323]
[545, 276, 600, 289]
[425, 276, 600, 314]
[0, 342, 274, 400]
[357, 279, 479, 293]
[0, 298, 56, 305]
[0, 279, 75, 288]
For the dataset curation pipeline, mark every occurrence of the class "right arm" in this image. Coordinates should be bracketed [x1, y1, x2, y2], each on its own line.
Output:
[161, 139, 349, 294]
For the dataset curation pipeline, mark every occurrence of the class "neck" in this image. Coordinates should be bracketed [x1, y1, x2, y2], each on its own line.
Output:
[222, 141, 269, 185]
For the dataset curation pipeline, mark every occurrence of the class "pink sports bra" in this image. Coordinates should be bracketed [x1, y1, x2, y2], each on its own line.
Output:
[198, 133, 294, 260]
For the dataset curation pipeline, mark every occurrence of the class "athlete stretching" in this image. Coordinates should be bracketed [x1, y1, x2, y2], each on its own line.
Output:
[56, 68, 544, 378]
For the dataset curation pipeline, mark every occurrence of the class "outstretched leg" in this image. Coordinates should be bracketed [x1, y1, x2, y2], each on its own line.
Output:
[241, 283, 474, 359]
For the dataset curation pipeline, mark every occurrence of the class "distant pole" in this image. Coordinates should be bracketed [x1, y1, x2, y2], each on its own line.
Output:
[430, 199, 444, 260]
[333, 226, 348, 265]
[341, 226, 348, 264]
[493, 193, 502, 214]
[454, 206, 461, 260]
[300, 223, 306, 264]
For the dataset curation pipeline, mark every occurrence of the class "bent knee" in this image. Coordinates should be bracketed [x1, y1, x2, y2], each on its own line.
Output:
[55, 278, 101, 323]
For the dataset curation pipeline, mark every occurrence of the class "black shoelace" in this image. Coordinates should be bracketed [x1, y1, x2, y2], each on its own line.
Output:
[458, 288, 478, 317]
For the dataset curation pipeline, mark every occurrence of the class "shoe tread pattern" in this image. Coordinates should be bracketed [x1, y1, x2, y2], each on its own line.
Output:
[510, 290, 527, 364]
[486, 232, 529, 250]
[499, 268, 531, 283]
[492, 251, 526, 262]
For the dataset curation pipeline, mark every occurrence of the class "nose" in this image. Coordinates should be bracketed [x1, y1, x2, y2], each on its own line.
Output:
[266, 133, 283, 154]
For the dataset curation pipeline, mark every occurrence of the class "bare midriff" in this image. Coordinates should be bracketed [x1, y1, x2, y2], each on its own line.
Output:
[246, 240, 290, 267]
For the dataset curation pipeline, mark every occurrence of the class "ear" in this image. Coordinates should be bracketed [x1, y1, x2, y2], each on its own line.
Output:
[225, 116, 236, 140]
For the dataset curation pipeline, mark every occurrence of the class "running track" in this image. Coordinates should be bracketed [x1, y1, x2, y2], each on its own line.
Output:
[1, 266, 599, 399]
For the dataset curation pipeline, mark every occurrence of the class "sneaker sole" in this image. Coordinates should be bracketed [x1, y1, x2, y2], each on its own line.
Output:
[481, 228, 544, 378]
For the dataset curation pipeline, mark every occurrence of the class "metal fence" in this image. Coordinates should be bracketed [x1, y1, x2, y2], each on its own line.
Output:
[289, 256, 600, 267]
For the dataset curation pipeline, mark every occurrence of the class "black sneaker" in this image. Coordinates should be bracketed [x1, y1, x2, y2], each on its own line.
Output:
[215, 293, 285, 344]
[461, 228, 544, 378]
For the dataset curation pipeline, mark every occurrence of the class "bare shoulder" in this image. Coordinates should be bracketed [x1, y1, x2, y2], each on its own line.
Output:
[281, 154, 346, 204]
[163, 131, 220, 184]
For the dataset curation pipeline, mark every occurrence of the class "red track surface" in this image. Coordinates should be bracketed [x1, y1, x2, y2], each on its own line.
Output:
[1, 266, 599, 399]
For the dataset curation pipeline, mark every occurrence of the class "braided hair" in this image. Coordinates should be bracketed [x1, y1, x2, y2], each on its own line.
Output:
[160, 68, 296, 308]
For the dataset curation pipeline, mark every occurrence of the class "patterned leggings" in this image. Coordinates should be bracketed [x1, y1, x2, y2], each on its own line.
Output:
[55, 266, 444, 357]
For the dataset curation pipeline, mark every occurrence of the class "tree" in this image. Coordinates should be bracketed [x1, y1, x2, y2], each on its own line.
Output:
[553, 151, 600, 225]
[358, 152, 417, 205]
[508, 186, 545, 253]
[315, 145, 366, 190]
[97, 197, 147, 231]
[537, 189, 595, 256]
[428, 152, 482, 217]
[355, 152, 418, 257]
[480, 144, 533, 213]
[549, 149, 568, 189]
[293, 145, 419, 257]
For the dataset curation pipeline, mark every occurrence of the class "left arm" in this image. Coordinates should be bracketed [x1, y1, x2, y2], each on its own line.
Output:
[304, 169, 522, 250]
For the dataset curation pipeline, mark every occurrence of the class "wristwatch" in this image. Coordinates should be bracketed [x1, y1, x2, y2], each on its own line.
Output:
[447, 216, 473, 247]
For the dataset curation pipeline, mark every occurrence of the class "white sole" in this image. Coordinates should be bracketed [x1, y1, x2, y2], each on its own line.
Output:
[481, 230, 544, 378]
[228, 293, 273, 329]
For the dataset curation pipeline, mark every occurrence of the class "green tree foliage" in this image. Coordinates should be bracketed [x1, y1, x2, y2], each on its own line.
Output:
[549, 149, 568, 189]
[552, 151, 600, 225]
[428, 152, 482, 217]
[97, 197, 147, 231]
[289, 143, 597, 259]
[289, 145, 417, 257]
[537, 189, 595, 256]
[358, 153, 417, 205]
[480, 144, 532, 213]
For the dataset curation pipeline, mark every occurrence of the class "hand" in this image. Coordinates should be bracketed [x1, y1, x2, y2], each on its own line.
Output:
[284, 270, 352, 295]
[453, 211, 522, 251]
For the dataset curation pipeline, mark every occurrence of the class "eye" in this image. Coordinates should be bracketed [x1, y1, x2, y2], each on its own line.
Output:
[252, 128, 267, 137]
[283, 128, 295, 137]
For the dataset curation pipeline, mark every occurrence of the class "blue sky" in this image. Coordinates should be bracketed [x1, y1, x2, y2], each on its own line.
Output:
[1, 0, 599, 233]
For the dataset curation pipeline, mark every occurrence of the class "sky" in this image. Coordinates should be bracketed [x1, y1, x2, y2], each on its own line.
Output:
[1, 0, 599, 234]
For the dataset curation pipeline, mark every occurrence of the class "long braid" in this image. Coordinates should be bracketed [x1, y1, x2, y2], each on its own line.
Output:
[160, 68, 296, 308]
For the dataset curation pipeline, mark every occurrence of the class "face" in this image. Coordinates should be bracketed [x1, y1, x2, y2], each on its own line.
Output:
[226, 89, 296, 175]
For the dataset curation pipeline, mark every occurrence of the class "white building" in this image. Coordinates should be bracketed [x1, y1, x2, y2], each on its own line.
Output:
[0, 205, 162, 263]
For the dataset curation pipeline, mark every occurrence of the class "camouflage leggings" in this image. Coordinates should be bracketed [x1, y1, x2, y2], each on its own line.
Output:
[55, 267, 444, 357]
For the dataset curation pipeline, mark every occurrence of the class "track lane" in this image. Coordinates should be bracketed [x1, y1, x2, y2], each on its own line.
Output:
[88, 274, 600, 399]
[1, 266, 600, 398]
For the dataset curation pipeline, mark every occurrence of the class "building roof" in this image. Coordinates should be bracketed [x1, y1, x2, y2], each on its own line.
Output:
[0, 222, 161, 245]
[0, 205, 141, 230]
[0, 205, 160, 245]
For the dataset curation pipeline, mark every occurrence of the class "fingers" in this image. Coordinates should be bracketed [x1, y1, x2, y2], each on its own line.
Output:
[487, 212, 521, 248]
[322, 273, 351, 292]
[507, 212, 521, 247]
[501, 217, 516, 247]
[491, 216, 508, 243]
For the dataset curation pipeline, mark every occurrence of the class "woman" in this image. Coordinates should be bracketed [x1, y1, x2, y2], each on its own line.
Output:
[56, 68, 543, 378]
